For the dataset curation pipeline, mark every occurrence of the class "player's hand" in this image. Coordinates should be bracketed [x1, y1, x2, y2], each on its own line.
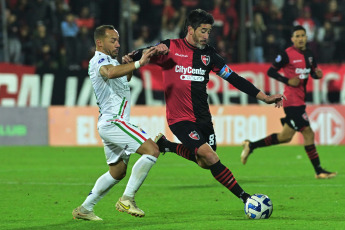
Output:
[263, 94, 286, 108]
[314, 68, 323, 79]
[139, 47, 156, 66]
[288, 77, 300, 87]
[122, 54, 133, 64]
[153, 43, 170, 55]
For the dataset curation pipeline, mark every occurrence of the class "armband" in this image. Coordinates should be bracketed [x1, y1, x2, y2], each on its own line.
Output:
[217, 65, 233, 80]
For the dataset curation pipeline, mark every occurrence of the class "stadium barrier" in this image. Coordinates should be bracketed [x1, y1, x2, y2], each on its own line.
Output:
[48, 105, 345, 146]
[0, 105, 343, 146]
[0, 107, 48, 145]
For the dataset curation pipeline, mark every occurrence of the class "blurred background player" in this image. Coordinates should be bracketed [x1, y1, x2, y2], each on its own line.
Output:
[72, 25, 165, 220]
[127, 9, 285, 206]
[241, 25, 337, 180]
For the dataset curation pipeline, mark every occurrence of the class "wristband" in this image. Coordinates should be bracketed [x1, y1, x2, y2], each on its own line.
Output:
[134, 61, 141, 69]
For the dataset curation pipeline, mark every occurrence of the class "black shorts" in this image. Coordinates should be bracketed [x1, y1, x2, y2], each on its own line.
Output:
[169, 120, 216, 153]
[280, 105, 310, 131]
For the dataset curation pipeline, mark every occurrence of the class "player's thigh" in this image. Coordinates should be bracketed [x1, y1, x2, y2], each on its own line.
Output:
[278, 123, 296, 141]
[169, 121, 207, 154]
[196, 143, 219, 167]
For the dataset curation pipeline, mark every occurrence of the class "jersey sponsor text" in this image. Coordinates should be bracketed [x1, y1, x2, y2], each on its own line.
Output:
[175, 65, 206, 75]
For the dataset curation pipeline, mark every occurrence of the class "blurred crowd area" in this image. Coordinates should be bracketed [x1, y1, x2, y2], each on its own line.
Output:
[1, 0, 345, 71]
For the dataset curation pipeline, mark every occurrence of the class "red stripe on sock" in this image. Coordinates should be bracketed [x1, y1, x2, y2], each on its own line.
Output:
[264, 136, 272, 145]
[219, 172, 232, 184]
[215, 168, 228, 180]
[227, 179, 238, 190]
[306, 149, 319, 160]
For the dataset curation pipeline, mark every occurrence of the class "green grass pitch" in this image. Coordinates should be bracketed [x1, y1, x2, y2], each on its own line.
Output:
[0, 145, 344, 230]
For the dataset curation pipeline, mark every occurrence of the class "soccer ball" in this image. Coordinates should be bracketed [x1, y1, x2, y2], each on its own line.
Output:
[244, 194, 273, 219]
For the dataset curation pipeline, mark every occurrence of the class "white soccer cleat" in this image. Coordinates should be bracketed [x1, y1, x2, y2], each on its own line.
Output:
[72, 206, 102, 221]
[115, 197, 145, 217]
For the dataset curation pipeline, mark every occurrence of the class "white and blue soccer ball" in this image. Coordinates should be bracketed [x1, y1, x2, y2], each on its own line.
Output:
[244, 194, 273, 219]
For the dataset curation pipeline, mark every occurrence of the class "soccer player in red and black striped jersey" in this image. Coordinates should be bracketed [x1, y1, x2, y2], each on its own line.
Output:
[241, 25, 337, 179]
[128, 9, 284, 205]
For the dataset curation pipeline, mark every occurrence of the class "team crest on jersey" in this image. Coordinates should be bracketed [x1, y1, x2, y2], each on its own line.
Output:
[201, 55, 210, 66]
[189, 131, 200, 140]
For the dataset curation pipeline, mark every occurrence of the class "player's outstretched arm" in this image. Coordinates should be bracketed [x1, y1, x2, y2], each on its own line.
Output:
[126, 43, 170, 63]
[100, 47, 157, 79]
[256, 91, 286, 108]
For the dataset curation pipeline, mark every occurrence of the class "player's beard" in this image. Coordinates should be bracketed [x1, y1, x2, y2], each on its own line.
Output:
[105, 48, 118, 59]
[192, 33, 206, 49]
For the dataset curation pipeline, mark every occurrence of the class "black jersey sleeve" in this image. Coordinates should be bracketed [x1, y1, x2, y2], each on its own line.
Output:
[226, 72, 261, 98]
[131, 40, 171, 61]
[267, 67, 289, 84]
[211, 50, 260, 98]
[267, 51, 289, 84]
[272, 50, 289, 69]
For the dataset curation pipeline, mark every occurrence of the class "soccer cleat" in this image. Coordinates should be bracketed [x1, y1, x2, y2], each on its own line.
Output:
[154, 133, 170, 154]
[115, 197, 145, 217]
[241, 140, 253, 165]
[72, 206, 102, 221]
[315, 169, 337, 179]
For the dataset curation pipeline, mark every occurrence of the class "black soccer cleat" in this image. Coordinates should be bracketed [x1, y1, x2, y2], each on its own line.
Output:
[154, 133, 170, 154]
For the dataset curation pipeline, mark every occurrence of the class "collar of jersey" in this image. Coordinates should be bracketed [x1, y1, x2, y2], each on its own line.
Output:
[183, 38, 198, 50]
[291, 45, 305, 54]
[95, 50, 110, 57]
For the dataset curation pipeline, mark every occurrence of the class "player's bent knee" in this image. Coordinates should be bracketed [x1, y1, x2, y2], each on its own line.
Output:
[279, 136, 293, 143]
[197, 152, 219, 168]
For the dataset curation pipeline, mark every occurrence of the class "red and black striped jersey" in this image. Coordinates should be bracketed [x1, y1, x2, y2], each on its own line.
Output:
[270, 46, 317, 107]
[150, 38, 234, 125]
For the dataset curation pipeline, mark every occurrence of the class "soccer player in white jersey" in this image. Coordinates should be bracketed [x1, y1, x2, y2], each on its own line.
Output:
[72, 25, 168, 220]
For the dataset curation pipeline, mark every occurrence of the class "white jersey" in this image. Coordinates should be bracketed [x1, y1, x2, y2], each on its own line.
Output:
[89, 51, 131, 121]
[88, 51, 149, 163]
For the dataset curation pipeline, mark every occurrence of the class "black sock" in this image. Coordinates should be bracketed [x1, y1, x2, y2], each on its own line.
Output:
[210, 160, 249, 202]
[304, 144, 322, 174]
[251, 133, 279, 150]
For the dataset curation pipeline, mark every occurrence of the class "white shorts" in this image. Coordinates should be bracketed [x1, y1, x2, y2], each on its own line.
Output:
[98, 117, 150, 165]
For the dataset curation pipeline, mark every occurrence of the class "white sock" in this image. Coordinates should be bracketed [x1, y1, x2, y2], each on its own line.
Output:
[123, 154, 157, 198]
[82, 171, 119, 211]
